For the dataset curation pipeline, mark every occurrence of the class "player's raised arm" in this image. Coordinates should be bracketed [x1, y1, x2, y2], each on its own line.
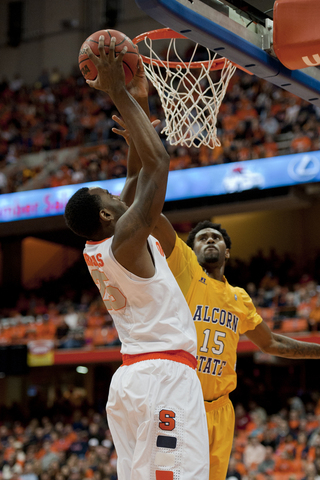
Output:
[110, 59, 176, 258]
[85, 36, 170, 274]
[115, 57, 155, 207]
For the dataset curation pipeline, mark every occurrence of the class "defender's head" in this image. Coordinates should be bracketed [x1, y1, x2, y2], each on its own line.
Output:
[186, 220, 231, 268]
[64, 187, 127, 239]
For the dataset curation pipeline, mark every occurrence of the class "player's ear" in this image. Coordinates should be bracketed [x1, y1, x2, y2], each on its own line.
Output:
[225, 249, 230, 260]
[99, 208, 113, 223]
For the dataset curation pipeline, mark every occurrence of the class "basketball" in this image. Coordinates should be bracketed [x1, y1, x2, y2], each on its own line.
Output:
[78, 29, 139, 84]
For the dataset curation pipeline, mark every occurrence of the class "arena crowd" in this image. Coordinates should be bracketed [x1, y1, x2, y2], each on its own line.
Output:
[1, 386, 320, 480]
[1, 248, 320, 348]
[0, 62, 319, 194]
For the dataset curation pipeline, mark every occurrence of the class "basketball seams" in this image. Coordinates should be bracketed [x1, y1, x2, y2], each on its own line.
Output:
[122, 61, 135, 76]
[87, 32, 138, 49]
[88, 38, 127, 48]
[78, 52, 139, 66]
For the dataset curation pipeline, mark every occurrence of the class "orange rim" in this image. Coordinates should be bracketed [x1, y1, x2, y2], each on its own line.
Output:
[133, 27, 252, 74]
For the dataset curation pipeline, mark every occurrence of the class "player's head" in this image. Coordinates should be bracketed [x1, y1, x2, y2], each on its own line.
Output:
[187, 220, 231, 250]
[64, 187, 127, 239]
[186, 220, 231, 268]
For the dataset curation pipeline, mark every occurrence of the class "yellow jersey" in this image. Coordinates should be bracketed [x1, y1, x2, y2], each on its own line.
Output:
[167, 234, 263, 402]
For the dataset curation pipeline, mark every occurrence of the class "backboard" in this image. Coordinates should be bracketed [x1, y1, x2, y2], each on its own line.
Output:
[135, 0, 320, 106]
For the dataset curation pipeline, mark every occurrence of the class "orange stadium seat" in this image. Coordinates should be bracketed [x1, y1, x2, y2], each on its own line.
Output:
[234, 431, 248, 455]
[256, 307, 275, 329]
[92, 326, 118, 347]
[273, 474, 304, 480]
[84, 327, 96, 347]
[35, 321, 56, 340]
[87, 313, 106, 328]
[279, 318, 308, 333]
[257, 307, 276, 321]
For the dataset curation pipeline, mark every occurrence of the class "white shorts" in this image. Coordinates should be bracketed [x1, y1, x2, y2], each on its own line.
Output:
[106, 358, 209, 480]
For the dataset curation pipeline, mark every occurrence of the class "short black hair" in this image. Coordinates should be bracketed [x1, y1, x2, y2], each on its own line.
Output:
[64, 187, 102, 238]
[186, 220, 231, 250]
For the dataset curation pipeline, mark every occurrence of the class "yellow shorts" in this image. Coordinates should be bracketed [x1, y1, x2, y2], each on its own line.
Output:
[205, 394, 235, 480]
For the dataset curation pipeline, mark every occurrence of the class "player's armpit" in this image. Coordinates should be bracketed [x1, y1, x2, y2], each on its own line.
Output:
[152, 214, 176, 258]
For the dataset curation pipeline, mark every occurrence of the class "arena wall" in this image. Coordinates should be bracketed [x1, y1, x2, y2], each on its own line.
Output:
[0, 0, 162, 84]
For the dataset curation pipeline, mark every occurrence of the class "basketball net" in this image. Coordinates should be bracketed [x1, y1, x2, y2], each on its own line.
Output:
[133, 28, 237, 149]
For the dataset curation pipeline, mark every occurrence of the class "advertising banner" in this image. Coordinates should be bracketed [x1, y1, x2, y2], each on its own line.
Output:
[1, 151, 320, 222]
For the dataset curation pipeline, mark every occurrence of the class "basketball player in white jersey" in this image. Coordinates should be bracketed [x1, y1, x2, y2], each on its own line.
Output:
[64, 36, 209, 480]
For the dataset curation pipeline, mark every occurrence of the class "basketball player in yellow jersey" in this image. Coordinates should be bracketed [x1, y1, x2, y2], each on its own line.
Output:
[111, 64, 320, 480]
[154, 219, 320, 480]
[159, 221, 258, 480]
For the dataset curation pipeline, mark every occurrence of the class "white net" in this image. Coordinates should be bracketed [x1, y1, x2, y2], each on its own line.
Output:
[140, 36, 237, 149]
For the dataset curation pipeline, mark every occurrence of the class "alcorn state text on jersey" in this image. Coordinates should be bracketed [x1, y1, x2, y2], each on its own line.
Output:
[193, 304, 239, 333]
[193, 304, 238, 377]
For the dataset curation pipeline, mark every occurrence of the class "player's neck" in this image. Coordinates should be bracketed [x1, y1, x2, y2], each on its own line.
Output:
[203, 265, 225, 282]
[89, 225, 114, 242]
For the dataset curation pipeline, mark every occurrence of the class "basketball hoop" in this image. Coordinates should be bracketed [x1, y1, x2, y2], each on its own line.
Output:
[133, 28, 241, 149]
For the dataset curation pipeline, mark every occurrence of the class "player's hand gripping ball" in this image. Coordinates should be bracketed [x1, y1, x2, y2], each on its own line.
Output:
[78, 29, 139, 84]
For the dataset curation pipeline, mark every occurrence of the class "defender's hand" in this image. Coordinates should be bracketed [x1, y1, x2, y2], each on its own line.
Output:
[112, 114, 160, 145]
[126, 57, 149, 100]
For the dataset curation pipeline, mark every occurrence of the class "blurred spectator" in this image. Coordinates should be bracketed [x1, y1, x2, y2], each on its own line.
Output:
[301, 461, 320, 480]
[257, 446, 275, 474]
[36, 70, 50, 89]
[296, 432, 310, 461]
[308, 294, 320, 331]
[226, 457, 242, 480]
[50, 67, 62, 85]
[64, 305, 79, 330]
[59, 329, 85, 349]
[235, 404, 251, 432]
[40, 440, 59, 471]
[275, 419, 291, 446]
[243, 434, 266, 470]
[9, 74, 24, 92]
[55, 318, 70, 345]
[291, 124, 313, 153]
[69, 431, 89, 458]
[260, 112, 280, 136]
[261, 428, 277, 451]
[20, 462, 38, 480]
[289, 396, 306, 419]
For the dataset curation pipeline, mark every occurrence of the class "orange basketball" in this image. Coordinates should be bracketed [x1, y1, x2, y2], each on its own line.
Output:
[78, 29, 139, 84]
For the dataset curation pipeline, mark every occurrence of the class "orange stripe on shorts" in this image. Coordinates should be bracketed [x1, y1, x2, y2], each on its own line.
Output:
[155, 471, 173, 480]
[122, 349, 197, 370]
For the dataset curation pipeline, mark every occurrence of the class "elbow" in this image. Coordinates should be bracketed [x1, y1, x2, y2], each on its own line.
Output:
[126, 173, 139, 182]
[259, 341, 277, 356]
[153, 150, 170, 172]
[160, 150, 170, 166]
[259, 345, 269, 354]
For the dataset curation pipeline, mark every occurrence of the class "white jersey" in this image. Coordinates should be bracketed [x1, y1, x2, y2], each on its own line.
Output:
[83, 235, 197, 356]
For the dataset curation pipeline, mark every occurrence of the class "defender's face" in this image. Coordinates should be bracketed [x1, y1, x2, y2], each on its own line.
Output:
[88, 187, 128, 219]
[193, 228, 229, 266]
